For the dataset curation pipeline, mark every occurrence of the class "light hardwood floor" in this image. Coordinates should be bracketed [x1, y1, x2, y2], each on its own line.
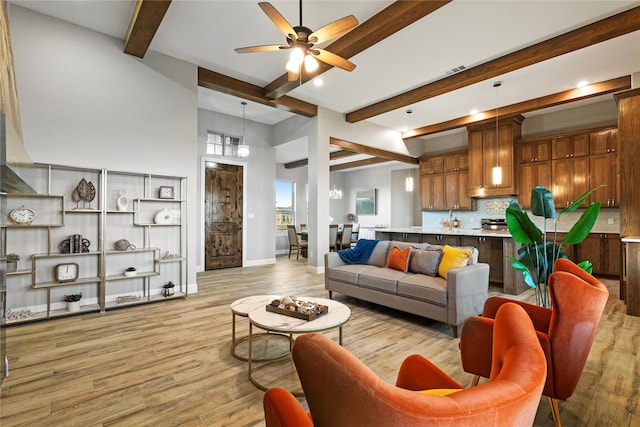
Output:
[1, 256, 638, 426]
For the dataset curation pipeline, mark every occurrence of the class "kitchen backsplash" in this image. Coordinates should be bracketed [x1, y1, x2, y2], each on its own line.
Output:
[421, 197, 620, 234]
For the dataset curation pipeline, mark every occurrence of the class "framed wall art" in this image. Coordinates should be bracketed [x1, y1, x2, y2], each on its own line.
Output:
[355, 189, 376, 215]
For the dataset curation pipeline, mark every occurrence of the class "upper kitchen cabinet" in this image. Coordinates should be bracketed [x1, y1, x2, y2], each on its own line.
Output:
[467, 116, 523, 198]
[589, 128, 619, 207]
[552, 134, 589, 159]
[419, 156, 444, 175]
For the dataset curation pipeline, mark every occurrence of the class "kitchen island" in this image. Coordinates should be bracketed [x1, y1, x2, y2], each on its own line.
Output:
[375, 227, 527, 295]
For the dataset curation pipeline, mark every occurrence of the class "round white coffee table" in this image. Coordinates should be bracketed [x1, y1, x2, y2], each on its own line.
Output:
[247, 296, 351, 394]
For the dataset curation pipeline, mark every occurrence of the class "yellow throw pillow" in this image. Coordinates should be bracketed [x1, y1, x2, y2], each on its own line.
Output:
[387, 246, 412, 273]
[437, 245, 472, 279]
[417, 388, 463, 396]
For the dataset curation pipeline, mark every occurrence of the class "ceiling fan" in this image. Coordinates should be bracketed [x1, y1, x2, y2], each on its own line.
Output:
[235, 1, 358, 81]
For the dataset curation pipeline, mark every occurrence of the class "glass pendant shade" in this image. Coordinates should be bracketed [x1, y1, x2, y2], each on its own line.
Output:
[405, 176, 414, 192]
[239, 101, 250, 158]
[492, 166, 502, 186]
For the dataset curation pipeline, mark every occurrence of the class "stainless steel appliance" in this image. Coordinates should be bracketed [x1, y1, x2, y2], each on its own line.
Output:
[481, 218, 508, 230]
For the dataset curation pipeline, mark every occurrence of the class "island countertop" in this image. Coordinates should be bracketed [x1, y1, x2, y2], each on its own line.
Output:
[374, 227, 513, 238]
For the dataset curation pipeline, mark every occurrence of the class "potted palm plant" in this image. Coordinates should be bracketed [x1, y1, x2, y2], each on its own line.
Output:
[6, 253, 19, 273]
[64, 292, 83, 312]
[506, 185, 603, 307]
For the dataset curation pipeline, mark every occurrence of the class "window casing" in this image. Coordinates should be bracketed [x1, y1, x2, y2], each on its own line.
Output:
[276, 181, 295, 231]
[206, 130, 243, 157]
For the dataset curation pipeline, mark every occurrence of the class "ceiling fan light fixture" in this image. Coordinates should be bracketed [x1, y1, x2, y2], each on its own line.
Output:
[286, 59, 299, 73]
[304, 54, 318, 72]
[290, 47, 304, 65]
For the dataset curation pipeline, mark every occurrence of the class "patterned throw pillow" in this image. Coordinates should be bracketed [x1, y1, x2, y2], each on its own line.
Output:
[387, 246, 412, 272]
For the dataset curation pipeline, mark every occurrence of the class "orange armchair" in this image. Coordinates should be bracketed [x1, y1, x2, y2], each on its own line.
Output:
[264, 303, 546, 427]
[459, 258, 609, 427]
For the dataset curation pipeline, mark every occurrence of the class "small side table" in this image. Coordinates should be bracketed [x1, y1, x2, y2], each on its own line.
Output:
[230, 295, 290, 361]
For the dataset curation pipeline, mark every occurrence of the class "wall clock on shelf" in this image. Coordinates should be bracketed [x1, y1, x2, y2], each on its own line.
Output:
[8, 206, 36, 225]
[54, 263, 79, 283]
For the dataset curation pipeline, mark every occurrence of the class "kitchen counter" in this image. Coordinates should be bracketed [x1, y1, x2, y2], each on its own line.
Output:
[375, 227, 512, 237]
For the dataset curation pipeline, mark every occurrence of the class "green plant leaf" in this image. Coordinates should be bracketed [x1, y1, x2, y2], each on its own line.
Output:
[508, 256, 538, 288]
[560, 184, 605, 215]
[506, 201, 543, 244]
[530, 186, 557, 219]
[562, 202, 601, 244]
[577, 260, 593, 274]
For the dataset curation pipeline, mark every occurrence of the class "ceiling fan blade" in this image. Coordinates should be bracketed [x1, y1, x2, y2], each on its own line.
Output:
[309, 15, 358, 44]
[314, 49, 356, 72]
[259, 2, 297, 40]
[235, 44, 289, 54]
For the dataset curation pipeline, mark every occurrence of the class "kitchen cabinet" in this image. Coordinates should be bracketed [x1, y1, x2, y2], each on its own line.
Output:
[443, 150, 468, 172]
[420, 173, 444, 211]
[422, 234, 460, 247]
[552, 156, 590, 208]
[519, 139, 551, 163]
[419, 156, 444, 175]
[467, 116, 522, 197]
[444, 170, 475, 211]
[461, 236, 504, 284]
[589, 128, 619, 207]
[518, 161, 552, 209]
[552, 134, 590, 159]
[589, 128, 618, 155]
[575, 233, 620, 277]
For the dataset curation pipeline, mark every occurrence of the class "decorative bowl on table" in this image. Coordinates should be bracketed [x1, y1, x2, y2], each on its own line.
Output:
[266, 296, 328, 321]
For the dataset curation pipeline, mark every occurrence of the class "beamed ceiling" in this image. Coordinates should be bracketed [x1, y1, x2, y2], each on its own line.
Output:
[14, 0, 640, 169]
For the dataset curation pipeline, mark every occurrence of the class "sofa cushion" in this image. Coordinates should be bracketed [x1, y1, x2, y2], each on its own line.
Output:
[429, 244, 479, 265]
[367, 240, 391, 267]
[358, 267, 405, 294]
[387, 246, 412, 272]
[326, 264, 375, 284]
[397, 274, 447, 306]
[409, 248, 443, 277]
[438, 245, 473, 279]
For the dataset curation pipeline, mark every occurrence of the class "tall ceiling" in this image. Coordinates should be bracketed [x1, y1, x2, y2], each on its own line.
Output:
[10, 0, 640, 165]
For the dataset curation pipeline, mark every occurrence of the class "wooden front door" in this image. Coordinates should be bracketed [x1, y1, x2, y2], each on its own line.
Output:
[205, 163, 243, 270]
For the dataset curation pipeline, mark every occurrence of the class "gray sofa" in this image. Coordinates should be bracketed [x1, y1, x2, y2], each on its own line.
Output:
[324, 240, 490, 337]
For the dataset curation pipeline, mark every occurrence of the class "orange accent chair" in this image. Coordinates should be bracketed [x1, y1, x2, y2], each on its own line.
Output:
[459, 258, 609, 427]
[264, 303, 546, 427]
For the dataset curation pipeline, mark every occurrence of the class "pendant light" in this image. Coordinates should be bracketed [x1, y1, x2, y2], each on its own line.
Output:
[329, 158, 342, 199]
[238, 101, 250, 158]
[492, 82, 502, 186]
[405, 109, 414, 192]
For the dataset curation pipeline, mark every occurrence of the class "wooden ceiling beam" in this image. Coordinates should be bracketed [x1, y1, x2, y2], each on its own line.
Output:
[123, 0, 172, 58]
[330, 137, 418, 164]
[347, 6, 640, 123]
[285, 150, 370, 169]
[198, 67, 317, 117]
[331, 157, 390, 171]
[403, 76, 631, 140]
[263, 1, 451, 100]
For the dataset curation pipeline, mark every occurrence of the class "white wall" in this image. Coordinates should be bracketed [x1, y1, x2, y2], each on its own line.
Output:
[10, 6, 199, 287]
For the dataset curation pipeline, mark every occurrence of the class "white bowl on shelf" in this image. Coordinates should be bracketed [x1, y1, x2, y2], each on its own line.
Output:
[124, 270, 137, 277]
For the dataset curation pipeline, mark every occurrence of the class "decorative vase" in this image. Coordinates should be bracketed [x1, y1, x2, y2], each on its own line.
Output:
[67, 301, 80, 312]
[154, 208, 175, 225]
[162, 287, 175, 297]
[116, 189, 128, 211]
[7, 262, 17, 273]
[124, 269, 137, 277]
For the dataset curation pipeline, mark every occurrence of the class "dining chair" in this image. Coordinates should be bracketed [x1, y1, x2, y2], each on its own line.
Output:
[287, 225, 308, 260]
[350, 223, 360, 247]
[338, 224, 352, 250]
[329, 224, 338, 252]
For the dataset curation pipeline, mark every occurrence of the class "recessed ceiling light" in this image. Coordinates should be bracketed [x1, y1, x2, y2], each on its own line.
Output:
[314, 78, 324, 87]
[577, 80, 589, 88]
[470, 109, 478, 115]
